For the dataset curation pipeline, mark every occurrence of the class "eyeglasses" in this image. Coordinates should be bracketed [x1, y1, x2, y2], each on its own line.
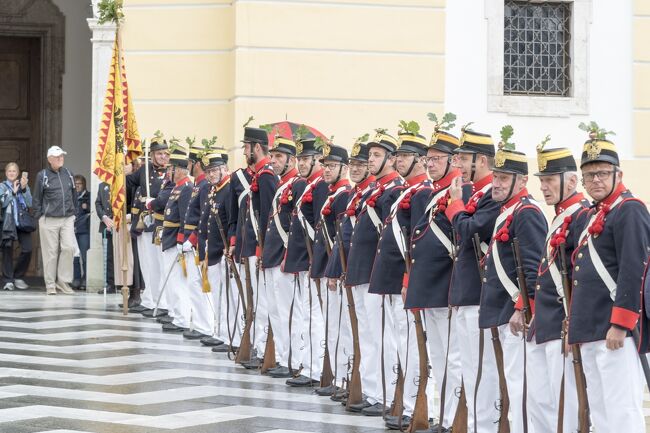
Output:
[582, 170, 614, 183]
[423, 155, 450, 163]
[323, 163, 342, 171]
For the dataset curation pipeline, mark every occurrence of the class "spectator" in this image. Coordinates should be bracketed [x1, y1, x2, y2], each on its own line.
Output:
[72, 175, 90, 290]
[32, 146, 77, 295]
[95, 181, 115, 293]
[0, 162, 33, 291]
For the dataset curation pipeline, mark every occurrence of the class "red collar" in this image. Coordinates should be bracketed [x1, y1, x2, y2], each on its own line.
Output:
[217, 174, 230, 187]
[501, 187, 529, 212]
[377, 171, 400, 187]
[555, 192, 585, 215]
[245, 166, 254, 176]
[175, 176, 191, 187]
[306, 168, 324, 183]
[356, 175, 375, 192]
[195, 173, 206, 184]
[597, 182, 626, 209]
[254, 157, 271, 173]
[432, 168, 461, 191]
[279, 168, 299, 187]
[329, 179, 350, 192]
[404, 172, 429, 188]
[473, 173, 493, 193]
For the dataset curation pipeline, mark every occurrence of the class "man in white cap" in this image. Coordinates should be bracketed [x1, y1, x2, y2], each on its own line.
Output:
[32, 146, 78, 295]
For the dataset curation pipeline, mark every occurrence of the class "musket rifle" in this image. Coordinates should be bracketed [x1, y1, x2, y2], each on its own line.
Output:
[472, 233, 510, 433]
[336, 220, 363, 409]
[558, 242, 590, 433]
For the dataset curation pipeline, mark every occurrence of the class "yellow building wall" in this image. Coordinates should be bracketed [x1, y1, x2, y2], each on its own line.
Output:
[120, 0, 446, 165]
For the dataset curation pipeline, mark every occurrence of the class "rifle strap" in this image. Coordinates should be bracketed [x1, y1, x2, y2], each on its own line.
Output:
[557, 337, 566, 433]
[226, 262, 238, 360]
[473, 328, 485, 433]
[288, 274, 298, 375]
[438, 307, 453, 430]
[308, 274, 314, 382]
[522, 333, 529, 433]
[381, 294, 388, 419]
[333, 281, 345, 388]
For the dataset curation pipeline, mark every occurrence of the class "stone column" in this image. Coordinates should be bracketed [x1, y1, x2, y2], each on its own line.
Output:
[85, 11, 116, 292]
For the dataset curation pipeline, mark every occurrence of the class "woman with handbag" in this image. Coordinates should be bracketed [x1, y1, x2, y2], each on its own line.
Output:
[0, 162, 34, 291]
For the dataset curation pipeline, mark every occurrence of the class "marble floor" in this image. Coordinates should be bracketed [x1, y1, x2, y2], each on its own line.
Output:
[0, 292, 387, 433]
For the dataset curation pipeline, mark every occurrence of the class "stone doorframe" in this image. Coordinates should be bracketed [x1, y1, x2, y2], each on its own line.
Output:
[0, 0, 65, 153]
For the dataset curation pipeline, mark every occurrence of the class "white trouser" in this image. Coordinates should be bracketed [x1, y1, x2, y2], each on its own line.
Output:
[262, 266, 282, 363]
[581, 337, 645, 433]
[168, 251, 191, 328]
[209, 261, 242, 347]
[159, 248, 183, 314]
[535, 339, 579, 433]
[153, 244, 169, 310]
[454, 306, 499, 433]
[265, 266, 295, 367]
[239, 256, 268, 357]
[353, 284, 393, 406]
[424, 307, 463, 427]
[326, 282, 353, 388]
[184, 254, 214, 336]
[273, 270, 304, 370]
[500, 324, 555, 433]
[385, 294, 416, 416]
[138, 233, 159, 309]
[297, 273, 325, 380]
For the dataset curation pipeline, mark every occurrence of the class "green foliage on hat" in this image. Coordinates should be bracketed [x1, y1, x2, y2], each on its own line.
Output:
[185, 136, 196, 147]
[397, 120, 421, 136]
[356, 133, 370, 144]
[242, 116, 254, 128]
[427, 112, 457, 132]
[201, 136, 217, 150]
[152, 130, 164, 143]
[97, 0, 124, 25]
[536, 135, 551, 153]
[578, 121, 616, 140]
[293, 124, 311, 142]
[499, 125, 515, 150]
[460, 122, 475, 132]
[168, 137, 181, 152]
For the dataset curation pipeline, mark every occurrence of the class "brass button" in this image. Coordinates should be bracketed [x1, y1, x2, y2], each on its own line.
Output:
[541, 258, 546, 263]
[575, 265, 580, 271]
[412, 244, 416, 249]
[482, 278, 487, 283]
[536, 284, 541, 291]
[411, 259, 415, 263]
[415, 230, 421, 235]
[578, 253, 583, 259]
[573, 280, 578, 286]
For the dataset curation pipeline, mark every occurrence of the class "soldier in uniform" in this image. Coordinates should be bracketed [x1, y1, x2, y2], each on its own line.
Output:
[532, 142, 589, 432]
[179, 140, 221, 341]
[445, 126, 500, 433]
[478, 134, 547, 433]
[569, 131, 650, 433]
[242, 126, 278, 367]
[402, 127, 466, 433]
[145, 142, 194, 332]
[368, 127, 431, 430]
[262, 137, 302, 378]
[95, 181, 115, 293]
[345, 131, 403, 416]
[312, 143, 351, 395]
[127, 134, 169, 314]
[283, 138, 328, 387]
[324, 139, 375, 400]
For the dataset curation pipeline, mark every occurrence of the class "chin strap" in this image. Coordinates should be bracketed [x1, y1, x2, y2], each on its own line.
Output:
[333, 164, 343, 184]
[502, 174, 518, 203]
[469, 153, 478, 182]
[402, 154, 419, 179]
[373, 152, 390, 176]
[305, 155, 316, 179]
[558, 173, 565, 204]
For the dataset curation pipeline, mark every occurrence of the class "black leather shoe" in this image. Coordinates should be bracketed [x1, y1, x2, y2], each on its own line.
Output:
[129, 305, 147, 313]
[162, 323, 185, 332]
[241, 358, 262, 369]
[268, 366, 292, 378]
[200, 336, 224, 346]
[314, 384, 339, 396]
[212, 344, 236, 353]
[330, 389, 348, 402]
[386, 415, 411, 430]
[157, 315, 174, 324]
[142, 308, 167, 318]
[346, 398, 371, 413]
[183, 330, 208, 340]
[286, 374, 319, 387]
[414, 423, 450, 433]
[361, 402, 390, 417]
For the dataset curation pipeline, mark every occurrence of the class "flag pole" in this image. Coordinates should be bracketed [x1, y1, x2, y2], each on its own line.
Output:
[115, 21, 130, 316]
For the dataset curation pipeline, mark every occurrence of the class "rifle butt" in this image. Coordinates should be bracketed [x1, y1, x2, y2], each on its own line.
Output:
[571, 347, 590, 433]
[452, 383, 468, 433]
[261, 323, 276, 373]
[390, 370, 405, 417]
[346, 368, 363, 408]
[320, 351, 335, 388]
[408, 390, 429, 432]
[236, 325, 252, 364]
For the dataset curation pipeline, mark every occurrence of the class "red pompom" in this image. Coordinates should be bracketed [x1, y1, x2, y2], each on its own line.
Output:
[281, 197, 288, 205]
[251, 184, 259, 192]
[555, 236, 566, 245]
[368, 200, 376, 208]
[400, 202, 411, 210]
[465, 205, 476, 214]
[564, 216, 572, 224]
[550, 238, 557, 248]
[500, 233, 510, 242]
[346, 208, 355, 217]
[506, 215, 514, 223]
[303, 193, 313, 203]
[322, 207, 332, 216]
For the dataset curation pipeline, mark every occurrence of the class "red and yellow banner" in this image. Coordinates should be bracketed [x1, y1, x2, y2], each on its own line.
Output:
[93, 39, 141, 230]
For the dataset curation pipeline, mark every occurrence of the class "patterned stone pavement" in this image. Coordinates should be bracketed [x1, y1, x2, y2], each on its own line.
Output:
[0, 292, 387, 433]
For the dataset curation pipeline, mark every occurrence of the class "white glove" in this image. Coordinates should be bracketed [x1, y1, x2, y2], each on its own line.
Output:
[176, 243, 184, 254]
[145, 198, 154, 209]
[182, 240, 193, 252]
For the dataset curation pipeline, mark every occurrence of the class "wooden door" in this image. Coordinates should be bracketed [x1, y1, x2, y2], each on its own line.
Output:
[0, 36, 43, 277]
